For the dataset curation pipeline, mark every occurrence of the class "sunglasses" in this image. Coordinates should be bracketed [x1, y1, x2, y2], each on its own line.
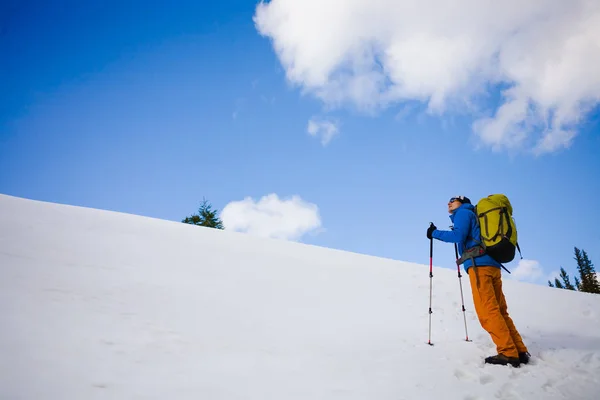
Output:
[448, 197, 461, 203]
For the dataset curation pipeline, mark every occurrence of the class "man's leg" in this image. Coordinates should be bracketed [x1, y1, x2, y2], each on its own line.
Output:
[468, 266, 519, 358]
[491, 270, 529, 354]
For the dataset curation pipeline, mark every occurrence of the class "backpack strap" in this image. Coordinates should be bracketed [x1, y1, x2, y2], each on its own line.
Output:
[456, 245, 512, 274]
[456, 245, 485, 266]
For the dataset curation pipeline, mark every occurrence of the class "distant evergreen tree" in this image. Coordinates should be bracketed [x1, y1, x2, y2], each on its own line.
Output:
[554, 278, 564, 289]
[575, 247, 600, 294]
[548, 269, 568, 289]
[583, 250, 600, 293]
[559, 267, 576, 290]
[574, 247, 586, 289]
[182, 198, 224, 229]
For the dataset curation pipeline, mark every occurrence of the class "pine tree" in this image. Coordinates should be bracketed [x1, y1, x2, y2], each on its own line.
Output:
[574, 247, 600, 294]
[559, 267, 575, 290]
[182, 198, 224, 229]
[553, 278, 564, 289]
[574, 247, 587, 290]
[548, 267, 574, 290]
[580, 249, 600, 294]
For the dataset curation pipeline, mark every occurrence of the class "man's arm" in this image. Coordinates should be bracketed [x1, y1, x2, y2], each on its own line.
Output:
[432, 210, 470, 243]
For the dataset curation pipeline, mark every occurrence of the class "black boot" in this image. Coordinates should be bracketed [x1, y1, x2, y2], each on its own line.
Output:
[484, 354, 520, 368]
[519, 352, 531, 364]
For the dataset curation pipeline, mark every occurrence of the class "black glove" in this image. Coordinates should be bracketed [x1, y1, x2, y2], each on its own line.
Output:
[427, 223, 437, 239]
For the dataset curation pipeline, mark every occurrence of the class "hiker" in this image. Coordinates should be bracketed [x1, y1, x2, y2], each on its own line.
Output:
[426, 195, 531, 367]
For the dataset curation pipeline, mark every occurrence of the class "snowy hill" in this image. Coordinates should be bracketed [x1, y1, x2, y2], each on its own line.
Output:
[1, 193, 599, 400]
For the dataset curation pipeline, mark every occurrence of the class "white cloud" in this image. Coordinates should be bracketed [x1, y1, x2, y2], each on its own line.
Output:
[221, 194, 322, 241]
[254, 0, 600, 154]
[307, 117, 339, 145]
[511, 259, 543, 282]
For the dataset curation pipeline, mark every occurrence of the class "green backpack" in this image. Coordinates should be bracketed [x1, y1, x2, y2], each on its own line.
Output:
[474, 194, 522, 264]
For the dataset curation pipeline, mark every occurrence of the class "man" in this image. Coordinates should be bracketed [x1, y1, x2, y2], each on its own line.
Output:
[426, 195, 531, 368]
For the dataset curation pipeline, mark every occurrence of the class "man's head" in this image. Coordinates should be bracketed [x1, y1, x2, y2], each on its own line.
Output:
[447, 195, 471, 213]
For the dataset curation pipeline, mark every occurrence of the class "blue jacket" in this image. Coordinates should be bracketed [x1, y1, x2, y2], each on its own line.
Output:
[432, 203, 503, 272]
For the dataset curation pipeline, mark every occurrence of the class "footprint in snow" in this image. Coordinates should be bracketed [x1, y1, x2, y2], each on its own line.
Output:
[582, 309, 593, 318]
[495, 382, 521, 400]
[542, 379, 556, 393]
[454, 368, 478, 382]
[93, 383, 108, 389]
[454, 368, 494, 385]
[579, 352, 600, 369]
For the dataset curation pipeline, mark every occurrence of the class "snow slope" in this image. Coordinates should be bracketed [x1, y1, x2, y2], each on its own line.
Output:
[1, 193, 599, 400]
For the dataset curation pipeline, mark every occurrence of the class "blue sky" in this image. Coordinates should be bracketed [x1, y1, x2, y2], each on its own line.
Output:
[1, 0, 599, 286]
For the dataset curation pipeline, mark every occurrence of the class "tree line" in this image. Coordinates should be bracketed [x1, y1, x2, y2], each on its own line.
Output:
[548, 247, 600, 294]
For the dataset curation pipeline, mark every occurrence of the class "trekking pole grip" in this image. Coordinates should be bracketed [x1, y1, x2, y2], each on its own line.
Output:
[429, 222, 434, 276]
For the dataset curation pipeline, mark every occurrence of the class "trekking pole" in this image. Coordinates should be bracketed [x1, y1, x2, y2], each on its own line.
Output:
[452, 234, 471, 342]
[428, 222, 434, 346]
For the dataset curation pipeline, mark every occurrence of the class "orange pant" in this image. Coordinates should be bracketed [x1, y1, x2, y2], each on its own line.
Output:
[468, 266, 528, 358]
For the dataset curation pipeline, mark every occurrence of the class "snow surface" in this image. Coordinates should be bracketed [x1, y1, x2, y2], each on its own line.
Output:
[1, 193, 599, 400]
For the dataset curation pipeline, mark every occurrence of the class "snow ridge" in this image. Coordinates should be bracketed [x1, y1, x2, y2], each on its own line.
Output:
[1, 194, 599, 399]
